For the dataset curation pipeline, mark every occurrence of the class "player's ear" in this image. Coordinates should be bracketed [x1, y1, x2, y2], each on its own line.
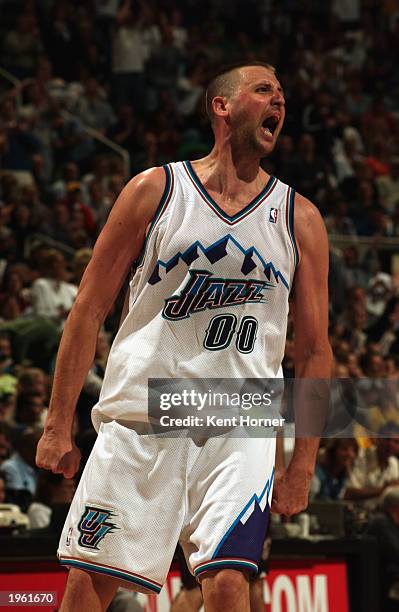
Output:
[212, 96, 229, 119]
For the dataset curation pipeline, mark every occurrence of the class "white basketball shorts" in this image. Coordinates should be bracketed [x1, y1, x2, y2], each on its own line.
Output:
[58, 420, 275, 594]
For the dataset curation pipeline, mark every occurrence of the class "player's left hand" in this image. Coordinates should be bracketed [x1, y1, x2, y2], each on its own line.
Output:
[271, 466, 312, 517]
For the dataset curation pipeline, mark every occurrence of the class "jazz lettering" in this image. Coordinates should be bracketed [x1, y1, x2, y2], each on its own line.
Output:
[162, 270, 271, 321]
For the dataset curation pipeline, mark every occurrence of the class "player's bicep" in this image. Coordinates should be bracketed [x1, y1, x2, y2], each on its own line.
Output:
[292, 195, 330, 360]
[74, 167, 166, 319]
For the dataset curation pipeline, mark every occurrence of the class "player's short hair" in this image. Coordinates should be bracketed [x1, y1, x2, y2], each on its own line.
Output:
[205, 61, 277, 122]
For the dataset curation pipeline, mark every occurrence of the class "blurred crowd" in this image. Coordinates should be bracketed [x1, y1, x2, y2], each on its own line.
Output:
[1, 0, 399, 608]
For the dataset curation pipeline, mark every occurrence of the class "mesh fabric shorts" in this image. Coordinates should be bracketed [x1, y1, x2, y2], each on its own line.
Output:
[58, 420, 275, 594]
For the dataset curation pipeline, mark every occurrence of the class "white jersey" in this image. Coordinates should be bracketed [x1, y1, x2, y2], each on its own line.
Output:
[92, 161, 299, 427]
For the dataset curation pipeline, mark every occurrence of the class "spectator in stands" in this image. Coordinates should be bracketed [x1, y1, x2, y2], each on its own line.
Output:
[369, 488, 399, 612]
[0, 331, 16, 377]
[74, 78, 116, 134]
[51, 162, 85, 202]
[50, 105, 94, 168]
[0, 390, 16, 425]
[333, 129, 364, 186]
[27, 469, 75, 530]
[0, 470, 6, 503]
[77, 329, 110, 431]
[63, 183, 97, 238]
[367, 273, 393, 321]
[17, 367, 48, 401]
[324, 200, 357, 235]
[40, 3, 79, 81]
[15, 392, 47, 431]
[75, 13, 107, 81]
[361, 98, 398, 152]
[375, 301, 399, 357]
[145, 24, 183, 112]
[341, 246, 368, 290]
[2, 13, 44, 78]
[112, 0, 160, 110]
[107, 174, 125, 203]
[291, 133, 329, 201]
[1, 98, 42, 182]
[19, 183, 47, 227]
[0, 422, 13, 461]
[1, 428, 41, 512]
[10, 204, 39, 261]
[311, 439, 359, 501]
[86, 180, 113, 229]
[360, 352, 386, 379]
[0, 336, 17, 411]
[107, 104, 146, 174]
[346, 305, 369, 353]
[345, 423, 399, 508]
[72, 248, 92, 285]
[302, 90, 337, 156]
[377, 157, 399, 213]
[42, 201, 72, 245]
[82, 156, 111, 192]
[11, 80, 56, 182]
[344, 73, 370, 118]
[352, 178, 380, 217]
[30, 248, 77, 327]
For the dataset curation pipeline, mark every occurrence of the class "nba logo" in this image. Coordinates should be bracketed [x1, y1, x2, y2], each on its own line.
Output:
[269, 208, 278, 223]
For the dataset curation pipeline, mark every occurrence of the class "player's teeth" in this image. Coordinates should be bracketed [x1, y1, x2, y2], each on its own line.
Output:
[264, 127, 272, 135]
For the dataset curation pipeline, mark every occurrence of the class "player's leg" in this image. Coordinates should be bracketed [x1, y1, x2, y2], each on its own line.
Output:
[58, 422, 187, 605]
[170, 586, 203, 612]
[170, 545, 203, 612]
[183, 434, 276, 612]
[249, 577, 265, 612]
[200, 568, 250, 612]
[60, 568, 119, 612]
[248, 526, 271, 611]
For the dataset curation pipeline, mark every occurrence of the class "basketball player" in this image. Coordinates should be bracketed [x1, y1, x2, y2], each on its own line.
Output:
[36, 62, 332, 612]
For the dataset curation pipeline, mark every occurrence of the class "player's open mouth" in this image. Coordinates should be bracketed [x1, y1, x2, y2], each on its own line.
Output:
[261, 116, 279, 138]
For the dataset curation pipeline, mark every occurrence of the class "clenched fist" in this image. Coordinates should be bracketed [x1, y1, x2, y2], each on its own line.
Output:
[271, 467, 312, 517]
[36, 430, 81, 480]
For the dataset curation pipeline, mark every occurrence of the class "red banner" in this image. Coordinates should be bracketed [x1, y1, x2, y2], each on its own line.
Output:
[0, 559, 349, 612]
[136, 559, 349, 612]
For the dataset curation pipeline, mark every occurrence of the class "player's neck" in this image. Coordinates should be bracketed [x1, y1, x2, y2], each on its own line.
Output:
[191, 146, 269, 200]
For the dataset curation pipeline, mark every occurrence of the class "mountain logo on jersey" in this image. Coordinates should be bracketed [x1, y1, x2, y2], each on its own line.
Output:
[162, 270, 273, 321]
[77, 506, 119, 550]
[148, 234, 289, 289]
[269, 208, 278, 223]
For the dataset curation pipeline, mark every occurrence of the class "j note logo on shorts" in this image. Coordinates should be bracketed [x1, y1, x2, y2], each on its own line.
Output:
[77, 506, 119, 550]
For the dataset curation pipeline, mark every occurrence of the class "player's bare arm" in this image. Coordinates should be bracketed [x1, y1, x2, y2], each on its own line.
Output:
[272, 193, 333, 516]
[36, 167, 166, 478]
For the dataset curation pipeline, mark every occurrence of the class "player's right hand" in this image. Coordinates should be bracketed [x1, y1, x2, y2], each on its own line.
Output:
[271, 466, 312, 517]
[36, 431, 81, 479]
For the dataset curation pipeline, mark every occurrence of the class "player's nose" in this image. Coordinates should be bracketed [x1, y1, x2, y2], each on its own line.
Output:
[271, 89, 285, 107]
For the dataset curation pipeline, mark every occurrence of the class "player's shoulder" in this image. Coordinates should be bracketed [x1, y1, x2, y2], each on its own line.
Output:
[112, 166, 169, 223]
[290, 190, 328, 257]
[291, 190, 327, 245]
[124, 166, 167, 200]
[293, 191, 323, 227]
